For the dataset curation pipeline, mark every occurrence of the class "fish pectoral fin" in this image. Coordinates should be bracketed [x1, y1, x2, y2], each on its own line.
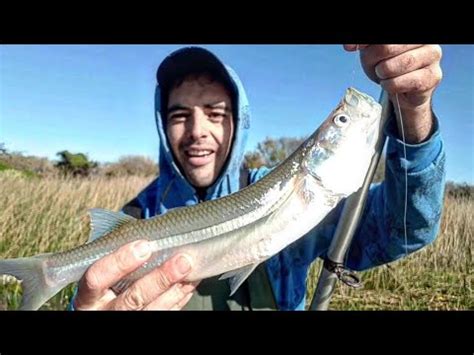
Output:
[219, 263, 259, 297]
[88, 208, 136, 243]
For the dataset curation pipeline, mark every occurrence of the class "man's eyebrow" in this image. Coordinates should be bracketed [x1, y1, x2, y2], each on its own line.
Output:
[167, 104, 190, 114]
[167, 102, 231, 114]
[204, 102, 231, 112]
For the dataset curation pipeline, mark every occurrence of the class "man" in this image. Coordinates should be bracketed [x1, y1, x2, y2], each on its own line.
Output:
[71, 45, 445, 310]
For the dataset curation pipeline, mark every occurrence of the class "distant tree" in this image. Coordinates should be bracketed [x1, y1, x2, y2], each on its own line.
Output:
[55, 150, 97, 177]
[243, 151, 266, 169]
[244, 137, 306, 169]
[0, 144, 54, 177]
[102, 155, 158, 177]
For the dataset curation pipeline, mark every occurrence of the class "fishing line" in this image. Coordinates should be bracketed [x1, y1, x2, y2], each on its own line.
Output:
[350, 45, 359, 87]
[394, 93, 409, 256]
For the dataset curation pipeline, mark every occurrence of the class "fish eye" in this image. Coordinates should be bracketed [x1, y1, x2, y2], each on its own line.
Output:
[333, 114, 351, 127]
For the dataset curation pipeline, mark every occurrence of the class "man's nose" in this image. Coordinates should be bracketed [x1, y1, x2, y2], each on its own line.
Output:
[188, 108, 209, 140]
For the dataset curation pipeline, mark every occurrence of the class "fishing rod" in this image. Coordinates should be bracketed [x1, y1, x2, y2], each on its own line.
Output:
[309, 89, 393, 310]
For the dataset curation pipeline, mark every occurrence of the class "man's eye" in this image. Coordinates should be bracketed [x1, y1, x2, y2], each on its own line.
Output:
[168, 113, 187, 123]
[209, 112, 226, 121]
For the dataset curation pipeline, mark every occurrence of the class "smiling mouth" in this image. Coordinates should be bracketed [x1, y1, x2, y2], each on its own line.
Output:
[185, 149, 213, 157]
[183, 149, 215, 167]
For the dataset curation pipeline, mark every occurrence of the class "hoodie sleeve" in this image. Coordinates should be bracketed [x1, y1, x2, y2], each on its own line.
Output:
[344, 113, 446, 270]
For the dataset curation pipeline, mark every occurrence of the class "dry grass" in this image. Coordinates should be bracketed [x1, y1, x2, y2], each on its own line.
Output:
[306, 195, 473, 310]
[0, 173, 472, 310]
[0, 174, 153, 310]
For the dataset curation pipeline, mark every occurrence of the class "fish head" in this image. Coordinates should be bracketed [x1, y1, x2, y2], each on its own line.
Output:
[302, 87, 382, 195]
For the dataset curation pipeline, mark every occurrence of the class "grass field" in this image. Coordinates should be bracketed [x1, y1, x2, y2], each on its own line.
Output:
[0, 173, 472, 310]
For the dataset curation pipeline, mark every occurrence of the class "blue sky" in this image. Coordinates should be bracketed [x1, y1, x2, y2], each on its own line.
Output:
[1, 45, 472, 183]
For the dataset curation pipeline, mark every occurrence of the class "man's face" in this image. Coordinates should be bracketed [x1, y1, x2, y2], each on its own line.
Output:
[166, 74, 234, 188]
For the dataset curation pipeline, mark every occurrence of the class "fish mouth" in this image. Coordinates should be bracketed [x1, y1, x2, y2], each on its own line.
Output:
[345, 87, 378, 107]
[344, 88, 381, 120]
[342, 87, 382, 147]
[344, 88, 382, 132]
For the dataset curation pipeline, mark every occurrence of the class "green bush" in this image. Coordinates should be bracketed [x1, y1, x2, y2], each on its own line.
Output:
[0, 161, 11, 171]
[55, 151, 98, 177]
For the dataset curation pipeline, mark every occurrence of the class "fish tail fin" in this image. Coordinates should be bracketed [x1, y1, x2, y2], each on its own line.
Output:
[0, 255, 62, 310]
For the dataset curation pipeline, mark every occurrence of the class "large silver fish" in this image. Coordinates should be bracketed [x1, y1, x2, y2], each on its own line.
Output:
[0, 87, 382, 310]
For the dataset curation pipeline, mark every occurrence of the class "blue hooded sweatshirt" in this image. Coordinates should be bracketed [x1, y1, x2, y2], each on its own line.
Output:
[69, 47, 446, 311]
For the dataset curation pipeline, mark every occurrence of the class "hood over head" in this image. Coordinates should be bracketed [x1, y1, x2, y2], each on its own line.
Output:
[154, 46, 251, 209]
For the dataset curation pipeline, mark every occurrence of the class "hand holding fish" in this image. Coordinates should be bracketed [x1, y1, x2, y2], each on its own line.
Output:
[344, 44, 443, 143]
[74, 240, 197, 310]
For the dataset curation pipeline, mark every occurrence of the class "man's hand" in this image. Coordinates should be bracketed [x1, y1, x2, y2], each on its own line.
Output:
[344, 45, 443, 143]
[74, 240, 197, 310]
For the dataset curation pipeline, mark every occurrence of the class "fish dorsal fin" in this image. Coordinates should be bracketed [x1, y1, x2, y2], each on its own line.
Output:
[88, 208, 136, 242]
[219, 263, 259, 296]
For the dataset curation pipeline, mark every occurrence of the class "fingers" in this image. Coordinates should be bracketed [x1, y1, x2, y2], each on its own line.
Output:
[380, 64, 443, 106]
[375, 45, 443, 80]
[109, 253, 193, 310]
[343, 44, 369, 51]
[145, 282, 199, 310]
[360, 45, 424, 82]
[168, 281, 200, 310]
[362, 45, 425, 66]
[170, 292, 194, 311]
[74, 240, 152, 310]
